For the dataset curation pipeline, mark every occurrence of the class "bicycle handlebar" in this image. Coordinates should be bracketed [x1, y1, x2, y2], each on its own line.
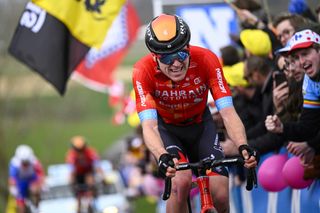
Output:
[162, 157, 257, 200]
[176, 157, 244, 171]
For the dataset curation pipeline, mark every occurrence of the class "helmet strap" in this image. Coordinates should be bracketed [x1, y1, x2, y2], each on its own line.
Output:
[156, 59, 161, 71]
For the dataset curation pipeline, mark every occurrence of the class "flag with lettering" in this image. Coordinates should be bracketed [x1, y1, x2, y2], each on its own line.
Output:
[8, 0, 126, 95]
[8, 2, 89, 94]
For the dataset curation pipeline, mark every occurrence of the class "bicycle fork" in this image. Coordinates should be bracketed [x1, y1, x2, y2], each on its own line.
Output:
[196, 176, 216, 213]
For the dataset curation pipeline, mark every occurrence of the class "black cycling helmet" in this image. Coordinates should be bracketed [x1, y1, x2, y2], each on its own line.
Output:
[145, 14, 191, 54]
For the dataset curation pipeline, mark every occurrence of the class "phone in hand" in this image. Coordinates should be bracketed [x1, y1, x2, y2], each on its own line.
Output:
[274, 71, 287, 87]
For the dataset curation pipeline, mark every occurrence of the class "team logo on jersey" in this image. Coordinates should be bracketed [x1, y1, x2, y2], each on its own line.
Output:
[194, 98, 203, 103]
[194, 77, 201, 85]
[216, 68, 227, 93]
[136, 81, 146, 107]
[155, 83, 207, 100]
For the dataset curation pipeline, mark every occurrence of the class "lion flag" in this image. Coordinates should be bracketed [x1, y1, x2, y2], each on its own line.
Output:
[33, 0, 126, 48]
[8, 0, 125, 95]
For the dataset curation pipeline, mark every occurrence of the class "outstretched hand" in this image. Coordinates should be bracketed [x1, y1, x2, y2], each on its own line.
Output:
[265, 115, 283, 133]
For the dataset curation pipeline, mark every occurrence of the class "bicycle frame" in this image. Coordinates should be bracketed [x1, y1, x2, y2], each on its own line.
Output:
[162, 157, 247, 213]
[196, 176, 216, 213]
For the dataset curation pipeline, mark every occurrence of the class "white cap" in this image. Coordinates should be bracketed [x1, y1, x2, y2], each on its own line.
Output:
[276, 29, 320, 54]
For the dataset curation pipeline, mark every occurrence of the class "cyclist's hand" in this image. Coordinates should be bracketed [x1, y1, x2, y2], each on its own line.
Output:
[238, 144, 259, 168]
[238, 144, 259, 191]
[158, 153, 177, 178]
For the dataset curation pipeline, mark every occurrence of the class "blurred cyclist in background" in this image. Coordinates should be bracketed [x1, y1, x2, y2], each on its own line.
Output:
[8, 144, 44, 213]
[65, 135, 104, 212]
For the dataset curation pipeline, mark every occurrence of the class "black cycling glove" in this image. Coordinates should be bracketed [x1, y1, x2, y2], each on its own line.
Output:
[158, 153, 175, 178]
[238, 144, 260, 163]
[238, 144, 259, 191]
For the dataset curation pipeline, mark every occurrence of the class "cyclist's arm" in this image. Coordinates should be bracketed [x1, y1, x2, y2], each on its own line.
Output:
[140, 116, 167, 160]
[219, 106, 247, 147]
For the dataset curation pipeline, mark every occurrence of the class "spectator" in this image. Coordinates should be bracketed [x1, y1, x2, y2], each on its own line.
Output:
[265, 29, 320, 158]
[273, 12, 311, 47]
[240, 29, 273, 58]
[119, 134, 146, 197]
[316, 4, 320, 23]
[288, 0, 317, 22]
[8, 144, 44, 213]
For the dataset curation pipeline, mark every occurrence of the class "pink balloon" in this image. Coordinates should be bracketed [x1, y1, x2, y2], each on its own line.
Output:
[258, 154, 288, 192]
[282, 156, 313, 189]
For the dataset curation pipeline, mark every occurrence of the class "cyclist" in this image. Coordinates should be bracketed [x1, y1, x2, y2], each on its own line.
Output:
[132, 14, 259, 213]
[65, 135, 104, 213]
[8, 144, 44, 213]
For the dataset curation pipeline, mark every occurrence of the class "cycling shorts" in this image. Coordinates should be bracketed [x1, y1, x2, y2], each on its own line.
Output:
[157, 107, 228, 177]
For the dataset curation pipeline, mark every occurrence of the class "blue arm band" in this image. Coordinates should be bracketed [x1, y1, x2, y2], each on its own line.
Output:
[138, 109, 157, 122]
[215, 96, 233, 111]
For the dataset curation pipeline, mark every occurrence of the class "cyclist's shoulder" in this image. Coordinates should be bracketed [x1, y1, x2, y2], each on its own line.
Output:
[85, 147, 99, 157]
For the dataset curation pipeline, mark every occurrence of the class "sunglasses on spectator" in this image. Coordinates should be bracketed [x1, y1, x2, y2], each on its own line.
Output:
[277, 28, 295, 41]
[157, 49, 190, 65]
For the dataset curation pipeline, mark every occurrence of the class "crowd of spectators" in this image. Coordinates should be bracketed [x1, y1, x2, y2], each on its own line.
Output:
[209, 0, 320, 211]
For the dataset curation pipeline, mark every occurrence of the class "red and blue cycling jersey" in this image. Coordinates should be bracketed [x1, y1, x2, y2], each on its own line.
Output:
[9, 157, 44, 200]
[132, 45, 233, 124]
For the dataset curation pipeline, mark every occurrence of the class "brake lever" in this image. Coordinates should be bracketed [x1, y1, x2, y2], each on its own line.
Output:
[162, 177, 172, 200]
[246, 168, 258, 191]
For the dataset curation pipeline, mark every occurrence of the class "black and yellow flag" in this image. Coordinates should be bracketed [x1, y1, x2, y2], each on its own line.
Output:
[33, 0, 126, 48]
[8, 0, 125, 95]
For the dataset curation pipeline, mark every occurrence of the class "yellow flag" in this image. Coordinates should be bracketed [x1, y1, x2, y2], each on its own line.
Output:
[33, 0, 126, 48]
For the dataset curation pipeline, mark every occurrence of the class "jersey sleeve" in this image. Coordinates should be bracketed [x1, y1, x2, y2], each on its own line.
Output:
[204, 50, 233, 111]
[34, 160, 45, 179]
[87, 148, 99, 161]
[132, 62, 158, 122]
[9, 161, 18, 184]
[65, 150, 75, 164]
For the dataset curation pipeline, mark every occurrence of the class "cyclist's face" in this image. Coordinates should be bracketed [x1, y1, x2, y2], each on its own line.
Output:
[156, 48, 190, 82]
[290, 47, 320, 79]
[21, 160, 31, 168]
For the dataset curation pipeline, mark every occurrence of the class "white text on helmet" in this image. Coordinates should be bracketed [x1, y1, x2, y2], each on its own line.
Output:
[177, 16, 186, 35]
[146, 25, 154, 41]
